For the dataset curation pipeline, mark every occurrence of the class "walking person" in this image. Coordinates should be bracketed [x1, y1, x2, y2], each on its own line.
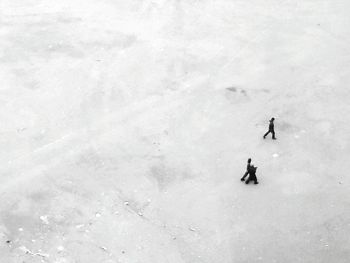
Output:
[245, 165, 259, 184]
[263, 117, 276, 140]
[241, 158, 252, 181]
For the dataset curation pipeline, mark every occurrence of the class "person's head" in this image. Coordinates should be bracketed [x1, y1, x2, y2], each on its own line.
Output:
[248, 158, 251, 163]
[271, 117, 275, 121]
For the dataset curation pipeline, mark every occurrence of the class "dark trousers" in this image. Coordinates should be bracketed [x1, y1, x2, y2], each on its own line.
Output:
[241, 171, 249, 180]
[245, 174, 258, 184]
[264, 130, 276, 139]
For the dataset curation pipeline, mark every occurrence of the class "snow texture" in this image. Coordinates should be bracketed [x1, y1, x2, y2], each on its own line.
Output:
[0, 0, 350, 262]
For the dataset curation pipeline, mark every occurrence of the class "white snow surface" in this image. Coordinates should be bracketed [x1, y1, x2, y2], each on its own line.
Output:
[0, 0, 350, 262]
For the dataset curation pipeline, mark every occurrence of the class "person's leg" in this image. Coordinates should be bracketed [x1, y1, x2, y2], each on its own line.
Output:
[245, 177, 250, 184]
[272, 130, 276, 139]
[241, 171, 248, 181]
[263, 131, 270, 138]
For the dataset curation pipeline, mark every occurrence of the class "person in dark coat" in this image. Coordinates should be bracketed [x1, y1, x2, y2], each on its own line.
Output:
[245, 165, 259, 184]
[241, 158, 252, 181]
[263, 117, 276, 140]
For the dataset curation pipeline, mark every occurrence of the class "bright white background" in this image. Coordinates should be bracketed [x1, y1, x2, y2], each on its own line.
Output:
[0, 0, 350, 262]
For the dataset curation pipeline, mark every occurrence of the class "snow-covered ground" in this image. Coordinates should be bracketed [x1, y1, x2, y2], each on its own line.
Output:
[0, 0, 350, 262]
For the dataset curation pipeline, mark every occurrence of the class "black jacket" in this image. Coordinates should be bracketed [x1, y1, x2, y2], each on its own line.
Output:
[248, 166, 257, 175]
[246, 163, 252, 171]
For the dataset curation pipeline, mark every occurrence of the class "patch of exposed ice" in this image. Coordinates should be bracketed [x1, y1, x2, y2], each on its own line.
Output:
[57, 246, 65, 252]
[40, 215, 49, 224]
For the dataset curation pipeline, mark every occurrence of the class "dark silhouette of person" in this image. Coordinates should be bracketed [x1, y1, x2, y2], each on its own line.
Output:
[263, 117, 276, 140]
[245, 165, 258, 184]
[241, 158, 252, 181]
